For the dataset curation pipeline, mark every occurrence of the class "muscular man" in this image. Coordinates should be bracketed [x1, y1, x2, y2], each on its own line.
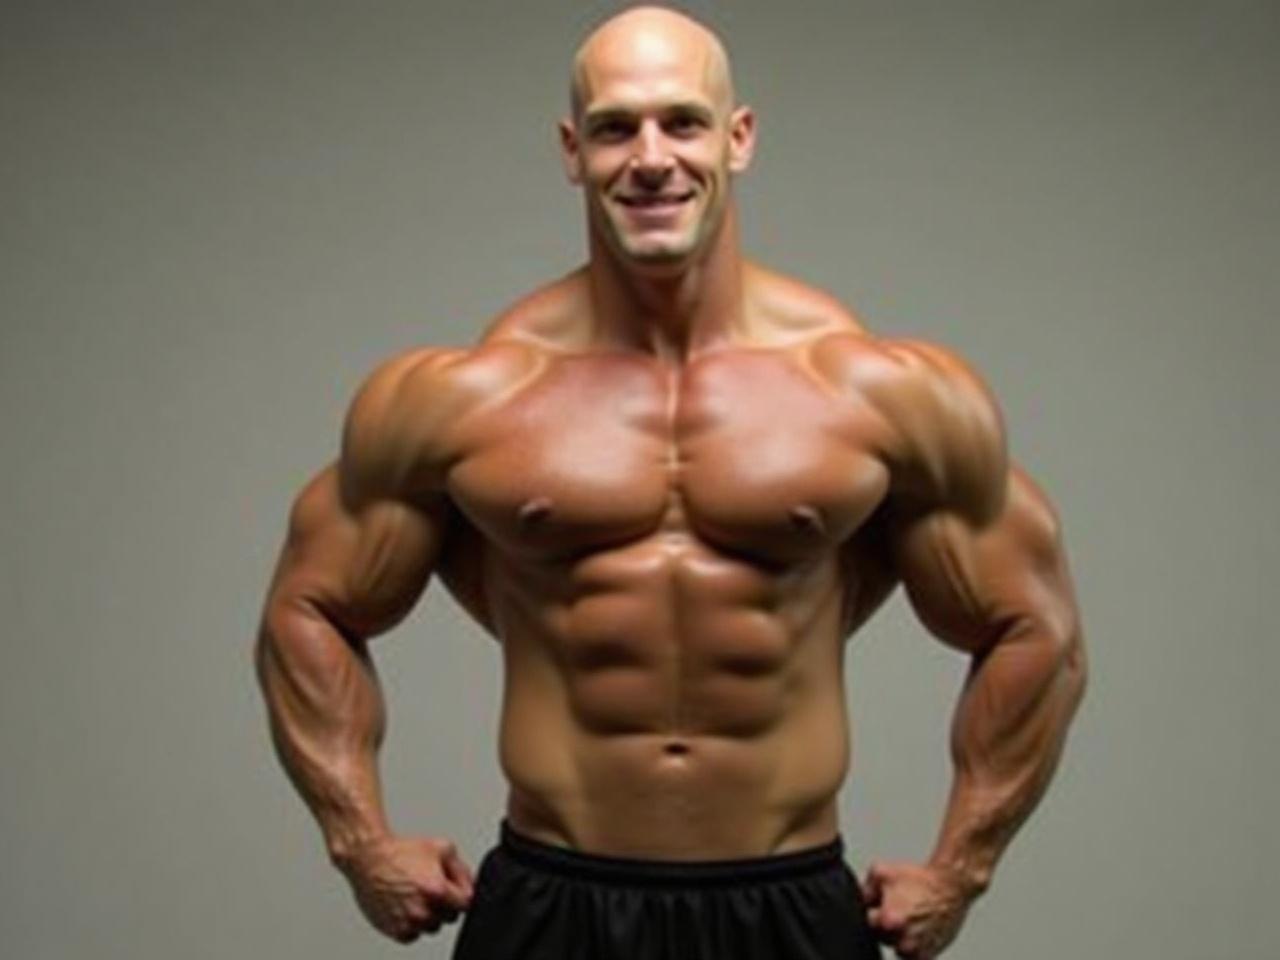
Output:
[254, 7, 1086, 959]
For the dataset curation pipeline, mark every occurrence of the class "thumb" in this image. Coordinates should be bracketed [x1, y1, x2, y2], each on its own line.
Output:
[862, 862, 884, 905]
[442, 848, 475, 902]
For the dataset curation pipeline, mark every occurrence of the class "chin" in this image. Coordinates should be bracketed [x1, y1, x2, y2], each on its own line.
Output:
[611, 226, 702, 265]
[627, 240, 695, 262]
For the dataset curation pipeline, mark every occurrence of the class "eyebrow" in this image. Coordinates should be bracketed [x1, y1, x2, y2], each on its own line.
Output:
[583, 101, 716, 127]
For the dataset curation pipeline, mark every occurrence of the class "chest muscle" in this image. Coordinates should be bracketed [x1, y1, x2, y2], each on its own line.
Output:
[445, 351, 889, 565]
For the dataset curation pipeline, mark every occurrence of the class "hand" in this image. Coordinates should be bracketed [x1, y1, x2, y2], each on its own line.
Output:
[861, 860, 976, 960]
[335, 834, 475, 944]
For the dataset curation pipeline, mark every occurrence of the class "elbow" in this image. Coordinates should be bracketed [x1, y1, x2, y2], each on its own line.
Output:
[1030, 582, 1087, 710]
[1032, 609, 1087, 714]
[1046, 589, 1087, 709]
[254, 593, 355, 687]
[1005, 608, 1087, 711]
[253, 600, 284, 688]
[254, 603, 296, 696]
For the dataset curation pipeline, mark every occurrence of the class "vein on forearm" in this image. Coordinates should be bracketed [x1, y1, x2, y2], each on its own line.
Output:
[940, 615, 1085, 863]
[256, 598, 389, 831]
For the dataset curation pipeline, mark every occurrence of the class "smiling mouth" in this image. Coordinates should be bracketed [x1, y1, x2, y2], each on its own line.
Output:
[615, 192, 695, 208]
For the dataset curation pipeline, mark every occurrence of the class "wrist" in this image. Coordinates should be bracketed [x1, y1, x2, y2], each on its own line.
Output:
[325, 822, 393, 872]
[928, 853, 992, 901]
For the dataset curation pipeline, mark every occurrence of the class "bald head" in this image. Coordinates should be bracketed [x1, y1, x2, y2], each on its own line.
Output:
[569, 6, 735, 120]
[558, 6, 756, 269]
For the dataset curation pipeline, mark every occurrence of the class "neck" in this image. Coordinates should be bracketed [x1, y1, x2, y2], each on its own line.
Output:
[585, 202, 748, 362]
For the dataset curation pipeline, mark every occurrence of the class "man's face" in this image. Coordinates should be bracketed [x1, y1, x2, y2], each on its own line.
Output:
[560, 33, 755, 269]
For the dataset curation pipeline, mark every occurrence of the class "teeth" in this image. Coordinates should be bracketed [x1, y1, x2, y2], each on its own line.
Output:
[624, 195, 689, 206]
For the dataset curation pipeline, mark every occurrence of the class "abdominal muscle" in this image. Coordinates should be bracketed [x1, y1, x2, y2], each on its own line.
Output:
[491, 534, 854, 860]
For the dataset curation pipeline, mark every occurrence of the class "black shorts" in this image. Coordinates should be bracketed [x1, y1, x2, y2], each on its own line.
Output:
[452, 820, 883, 960]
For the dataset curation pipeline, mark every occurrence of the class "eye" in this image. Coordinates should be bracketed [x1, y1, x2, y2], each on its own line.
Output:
[590, 119, 635, 143]
[665, 113, 706, 137]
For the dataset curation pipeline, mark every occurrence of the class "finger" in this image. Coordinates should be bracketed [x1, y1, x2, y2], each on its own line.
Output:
[413, 896, 446, 936]
[419, 879, 468, 918]
[872, 907, 905, 934]
[443, 877, 473, 908]
[406, 898, 448, 936]
[393, 926, 421, 945]
[862, 865, 883, 904]
[443, 848, 476, 899]
[894, 933, 925, 960]
[871, 860, 908, 883]
[867, 910, 902, 947]
[419, 875, 449, 903]
[435, 876, 470, 910]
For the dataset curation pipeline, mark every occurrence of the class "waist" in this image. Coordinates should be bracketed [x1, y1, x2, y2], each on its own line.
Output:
[500, 726, 847, 858]
[497, 817, 846, 887]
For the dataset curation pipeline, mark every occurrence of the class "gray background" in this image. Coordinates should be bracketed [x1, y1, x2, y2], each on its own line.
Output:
[2, 0, 1275, 957]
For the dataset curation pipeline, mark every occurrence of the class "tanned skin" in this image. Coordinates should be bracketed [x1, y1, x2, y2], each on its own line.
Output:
[254, 8, 1086, 959]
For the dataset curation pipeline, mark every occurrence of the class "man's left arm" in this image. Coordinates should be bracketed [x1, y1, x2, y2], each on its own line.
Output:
[866, 343, 1088, 958]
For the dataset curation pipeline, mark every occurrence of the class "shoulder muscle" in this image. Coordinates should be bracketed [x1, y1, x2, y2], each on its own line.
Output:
[876, 338, 1007, 525]
[340, 347, 465, 508]
[813, 333, 1008, 525]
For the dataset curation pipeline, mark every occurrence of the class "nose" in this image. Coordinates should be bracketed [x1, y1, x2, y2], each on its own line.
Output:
[629, 120, 676, 186]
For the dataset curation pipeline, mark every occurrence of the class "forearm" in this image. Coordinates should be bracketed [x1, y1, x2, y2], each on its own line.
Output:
[255, 596, 393, 865]
[929, 618, 1087, 895]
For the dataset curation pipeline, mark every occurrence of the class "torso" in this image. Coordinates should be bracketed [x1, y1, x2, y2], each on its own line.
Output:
[427, 265, 908, 858]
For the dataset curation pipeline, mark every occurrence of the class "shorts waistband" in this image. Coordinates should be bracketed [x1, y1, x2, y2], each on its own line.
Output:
[498, 819, 845, 887]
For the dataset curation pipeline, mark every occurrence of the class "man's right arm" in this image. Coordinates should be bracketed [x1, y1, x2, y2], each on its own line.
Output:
[254, 349, 473, 942]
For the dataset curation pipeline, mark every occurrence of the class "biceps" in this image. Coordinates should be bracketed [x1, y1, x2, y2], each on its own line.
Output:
[892, 465, 1077, 654]
[269, 463, 447, 639]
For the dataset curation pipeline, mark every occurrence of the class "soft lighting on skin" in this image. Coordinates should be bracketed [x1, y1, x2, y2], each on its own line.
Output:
[559, 7, 756, 271]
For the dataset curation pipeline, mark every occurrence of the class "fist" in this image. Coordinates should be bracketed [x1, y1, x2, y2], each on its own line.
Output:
[336, 835, 475, 944]
[862, 860, 974, 960]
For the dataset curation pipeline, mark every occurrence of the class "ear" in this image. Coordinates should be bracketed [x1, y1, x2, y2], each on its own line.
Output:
[558, 117, 583, 185]
[727, 105, 757, 174]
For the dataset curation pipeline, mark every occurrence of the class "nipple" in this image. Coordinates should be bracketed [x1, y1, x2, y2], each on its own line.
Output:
[518, 496, 553, 526]
[788, 504, 827, 535]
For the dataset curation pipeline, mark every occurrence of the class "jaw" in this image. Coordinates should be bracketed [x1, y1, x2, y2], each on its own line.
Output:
[591, 190, 723, 274]
[619, 226, 699, 263]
